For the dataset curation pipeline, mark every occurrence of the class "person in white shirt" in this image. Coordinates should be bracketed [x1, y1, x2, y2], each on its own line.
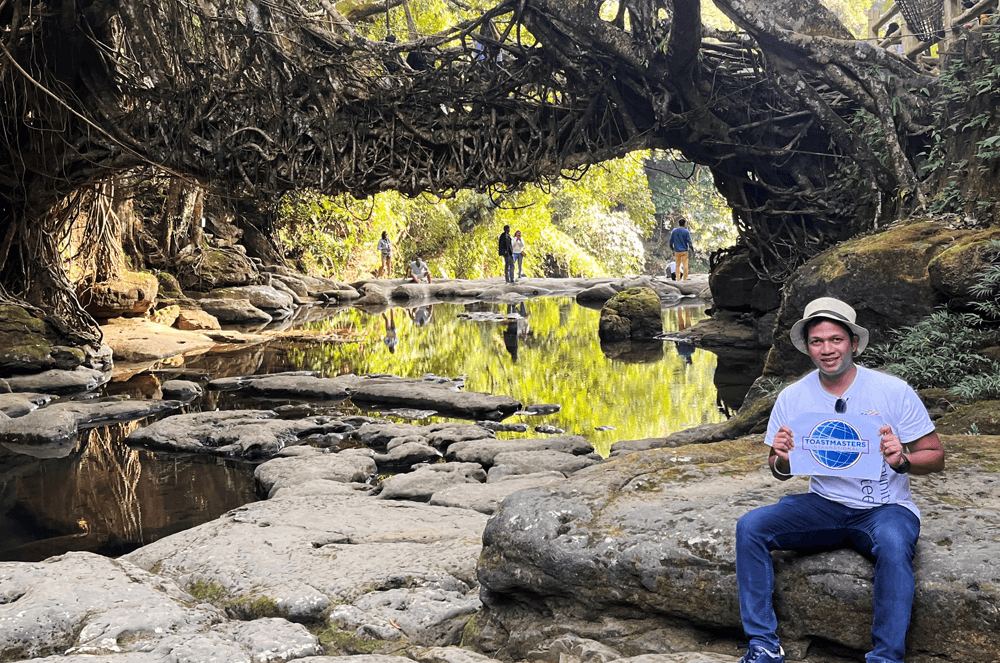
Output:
[511, 230, 526, 278]
[377, 231, 392, 278]
[408, 256, 431, 284]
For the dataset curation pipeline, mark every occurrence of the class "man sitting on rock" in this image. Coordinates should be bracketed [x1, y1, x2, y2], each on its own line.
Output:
[735, 297, 945, 663]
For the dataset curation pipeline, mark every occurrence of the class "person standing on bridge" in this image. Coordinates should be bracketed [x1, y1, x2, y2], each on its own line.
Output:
[734, 297, 944, 663]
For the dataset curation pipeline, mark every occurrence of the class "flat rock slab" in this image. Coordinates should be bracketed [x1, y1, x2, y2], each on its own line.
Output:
[488, 449, 600, 479]
[333, 375, 521, 421]
[474, 435, 1000, 662]
[0, 392, 51, 417]
[446, 435, 594, 467]
[356, 422, 495, 450]
[373, 441, 444, 473]
[0, 551, 320, 661]
[331, 583, 482, 646]
[124, 491, 489, 640]
[207, 373, 350, 401]
[0, 398, 183, 458]
[126, 409, 340, 458]
[208, 284, 296, 311]
[255, 448, 378, 498]
[101, 317, 217, 364]
[430, 472, 566, 515]
[378, 462, 488, 502]
[2, 366, 107, 396]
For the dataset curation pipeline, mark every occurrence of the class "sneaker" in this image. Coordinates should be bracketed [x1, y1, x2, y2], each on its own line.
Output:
[737, 645, 784, 663]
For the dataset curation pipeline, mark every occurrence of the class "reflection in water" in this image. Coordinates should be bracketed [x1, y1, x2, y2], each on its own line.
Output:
[0, 424, 257, 562]
[282, 298, 745, 455]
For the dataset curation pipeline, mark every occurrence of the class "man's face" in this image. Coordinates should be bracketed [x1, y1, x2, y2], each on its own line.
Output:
[806, 320, 858, 378]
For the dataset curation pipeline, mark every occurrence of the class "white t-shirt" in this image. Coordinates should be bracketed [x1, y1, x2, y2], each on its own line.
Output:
[512, 237, 525, 253]
[765, 365, 935, 519]
[409, 260, 429, 278]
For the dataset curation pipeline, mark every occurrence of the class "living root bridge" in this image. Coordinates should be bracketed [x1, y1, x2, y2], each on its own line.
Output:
[0, 0, 945, 333]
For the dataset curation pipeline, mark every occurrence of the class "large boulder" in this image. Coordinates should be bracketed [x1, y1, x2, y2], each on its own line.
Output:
[195, 297, 272, 324]
[0, 304, 109, 374]
[175, 247, 259, 291]
[471, 435, 1000, 663]
[709, 247, 760, 313]
[176, 307, 222, 330]
[77, 270, 160, 319]
[764, 222, 998, 381]
[598, 287, 663, 342]
[207, 284, 296, 311]
[927, 228, 1000, 304]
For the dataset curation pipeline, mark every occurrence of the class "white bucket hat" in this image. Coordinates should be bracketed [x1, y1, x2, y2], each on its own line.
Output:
[789, 297, 869, 356]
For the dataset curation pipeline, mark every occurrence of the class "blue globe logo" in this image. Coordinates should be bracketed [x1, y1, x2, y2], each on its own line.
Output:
[809, 419, 863, 470]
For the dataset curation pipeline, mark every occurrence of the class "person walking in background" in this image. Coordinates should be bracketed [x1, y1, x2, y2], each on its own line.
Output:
[512, 230, 526, 278]
[377, 231, 392, 278]
[408, 256, 432, 283]
[669, 218, 693, 280]
[498, 225, 514, 283]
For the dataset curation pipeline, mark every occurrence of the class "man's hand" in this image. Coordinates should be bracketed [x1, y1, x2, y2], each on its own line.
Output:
[768, 425, 795, 480]
[879, 425, 906, 469]
[772, 425, 795, 462]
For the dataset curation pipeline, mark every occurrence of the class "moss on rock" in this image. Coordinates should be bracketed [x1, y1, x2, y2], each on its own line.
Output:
[934, 400, 1000, 435]
[598, 287, 662, 341]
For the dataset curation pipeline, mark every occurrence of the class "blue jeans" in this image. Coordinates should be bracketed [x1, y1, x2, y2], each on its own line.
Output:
[513, 253, 523, 276]
[503, 254, 515, 282]
[736, 492, 920, 663]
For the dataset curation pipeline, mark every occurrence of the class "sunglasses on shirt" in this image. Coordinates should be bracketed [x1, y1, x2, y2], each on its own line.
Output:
[835, 398, 847, 414]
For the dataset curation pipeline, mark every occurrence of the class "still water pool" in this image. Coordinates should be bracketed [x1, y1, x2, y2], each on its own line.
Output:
[279, 297, 729, 453]
[0, 296, 759, 562]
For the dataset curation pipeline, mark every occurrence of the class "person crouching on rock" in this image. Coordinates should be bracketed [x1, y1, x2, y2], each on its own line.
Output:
[733, 296, 944, 663]
[408, 256, 431, 284]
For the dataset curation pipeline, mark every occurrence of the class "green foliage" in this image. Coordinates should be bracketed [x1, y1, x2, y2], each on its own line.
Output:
[969, 240, 1000, 320]
[830, 109, 890, 214]
[277, 191, 384, 277]
[866, 310, 1000, 400]
[868, 244, 1000, 401]
[920, 30, 1000, 215]
[278, 154, 659, 280]
[644, 153, 739, 270]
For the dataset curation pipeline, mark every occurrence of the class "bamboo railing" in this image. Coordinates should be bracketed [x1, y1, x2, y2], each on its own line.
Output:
[868, 0, 998, 70]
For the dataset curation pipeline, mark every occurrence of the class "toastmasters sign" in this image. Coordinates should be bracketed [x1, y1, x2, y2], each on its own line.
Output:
[787, 414, 885, 480]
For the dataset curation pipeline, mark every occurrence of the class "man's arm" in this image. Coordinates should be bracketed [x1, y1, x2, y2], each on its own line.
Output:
[880, 429, 945, 475]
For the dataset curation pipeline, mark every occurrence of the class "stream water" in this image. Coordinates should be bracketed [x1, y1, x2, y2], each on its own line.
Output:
[0, 296, 765, 562]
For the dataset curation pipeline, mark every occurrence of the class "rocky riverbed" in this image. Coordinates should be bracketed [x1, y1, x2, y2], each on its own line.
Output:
[2, 271, 998, 663]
